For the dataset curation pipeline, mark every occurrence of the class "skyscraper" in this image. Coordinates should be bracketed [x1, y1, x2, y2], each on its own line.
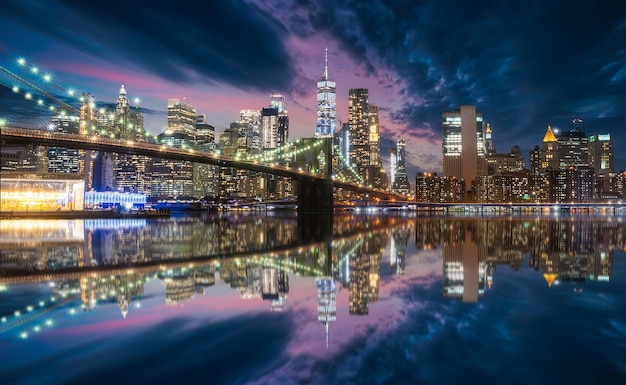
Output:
[194, 115, 218, 198]
[348, 88, 369, 173]
[368, 104, 381, 167]
[261, 107, 278, 150]
[152, 99, 196, 198]
[589, 133, 614, 175]
[114, 85, 150, 194]
[558, 119, 589, 168]
[240, 109, 262, 152]
[315, 45, 336, 138]
[485, 123, 496, 155]
[442, 105, 486, 199]
[541, 125, 560, 170]
[270, 94, 289, 148]
[167, 98, 197, 135]
[389, 148, 397, 187]
[392, 139, 410, 195]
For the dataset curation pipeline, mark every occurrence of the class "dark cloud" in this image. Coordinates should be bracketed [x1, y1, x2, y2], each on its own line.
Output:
[262, 0, 626, 168]
[0, 0, 295, 92]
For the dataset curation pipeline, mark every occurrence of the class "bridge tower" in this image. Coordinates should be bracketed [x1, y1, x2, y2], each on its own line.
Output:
[296, 137, 333, 212]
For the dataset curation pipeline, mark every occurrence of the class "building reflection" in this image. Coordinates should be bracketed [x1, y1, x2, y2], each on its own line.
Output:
[1, 215, 624, 341]
[414, 217, 619, 301]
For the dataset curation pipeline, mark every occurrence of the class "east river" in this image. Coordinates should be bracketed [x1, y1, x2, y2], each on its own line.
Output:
[1, 212, 625, 384]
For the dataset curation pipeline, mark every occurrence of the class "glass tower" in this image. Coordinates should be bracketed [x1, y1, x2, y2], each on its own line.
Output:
[315, 45, 336, 138]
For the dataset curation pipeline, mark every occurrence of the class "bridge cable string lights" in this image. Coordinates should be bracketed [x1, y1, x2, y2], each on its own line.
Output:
[332, 144, 364, 184]
[243, 138, 325, 163]
[0, 50, 141, 139]
[4, 50, 86, 109]
[0, 50, 81, 113]
[0, 273, 153, 340]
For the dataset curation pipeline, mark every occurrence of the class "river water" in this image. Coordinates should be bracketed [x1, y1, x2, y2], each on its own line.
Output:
[1, 212, 625, 384]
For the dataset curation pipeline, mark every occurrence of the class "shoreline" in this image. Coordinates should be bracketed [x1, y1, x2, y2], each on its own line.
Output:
[0, 209, 171, 219]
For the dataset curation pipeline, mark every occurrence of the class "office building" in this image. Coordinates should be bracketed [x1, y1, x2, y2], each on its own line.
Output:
[240, 109, 262, 152]
[415, 173, 464, 203]
[114, 85, 151, 195]
[348, 88, 370, 173]
[589, 133, 613, 175]
[47, 114, 80, 174]
[392, 139, 410, 195]
[558, 119, 589, 168]
[486, 145, 526, 175]
[151, 99, 196, 198]
[194, 115, 218, 198]
[441, 105, 486, 199]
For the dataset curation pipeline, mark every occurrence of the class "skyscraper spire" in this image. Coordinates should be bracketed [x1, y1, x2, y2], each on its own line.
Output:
[323, 44, 329, 80]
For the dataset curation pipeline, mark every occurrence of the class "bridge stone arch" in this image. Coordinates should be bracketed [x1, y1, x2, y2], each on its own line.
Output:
[294, 138, 333, 212]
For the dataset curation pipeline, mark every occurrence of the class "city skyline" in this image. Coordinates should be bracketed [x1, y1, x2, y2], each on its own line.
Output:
[1, 0, 626, 177]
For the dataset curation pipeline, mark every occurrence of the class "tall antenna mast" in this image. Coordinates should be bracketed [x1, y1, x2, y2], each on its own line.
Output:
[323, 43, 329, 80]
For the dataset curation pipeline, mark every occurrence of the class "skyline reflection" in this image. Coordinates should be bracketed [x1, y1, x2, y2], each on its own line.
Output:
[1, 215, 622, 340]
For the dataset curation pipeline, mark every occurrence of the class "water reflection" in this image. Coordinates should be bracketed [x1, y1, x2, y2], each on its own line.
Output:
[2, 214, 626, 384]
[413, 218, 618, 301]
[1, 215, 622, 338]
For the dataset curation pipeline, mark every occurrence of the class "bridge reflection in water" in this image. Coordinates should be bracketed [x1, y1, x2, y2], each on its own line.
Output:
[0, 214, 623, 339]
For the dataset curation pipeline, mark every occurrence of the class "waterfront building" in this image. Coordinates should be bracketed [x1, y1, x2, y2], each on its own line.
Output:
[0, 174, 85, 211]
[84, 191, 146, 209]
[441, 105, 487, 200]
[475, 173, 529, 203]
[565, 166, 594, 203]
[546, 169, 567, 203]
[315, 45, 336, 138]
[415, 173, 464, 203]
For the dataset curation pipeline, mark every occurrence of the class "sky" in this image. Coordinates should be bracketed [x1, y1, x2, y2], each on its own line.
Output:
[1, 0, 626, 177]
